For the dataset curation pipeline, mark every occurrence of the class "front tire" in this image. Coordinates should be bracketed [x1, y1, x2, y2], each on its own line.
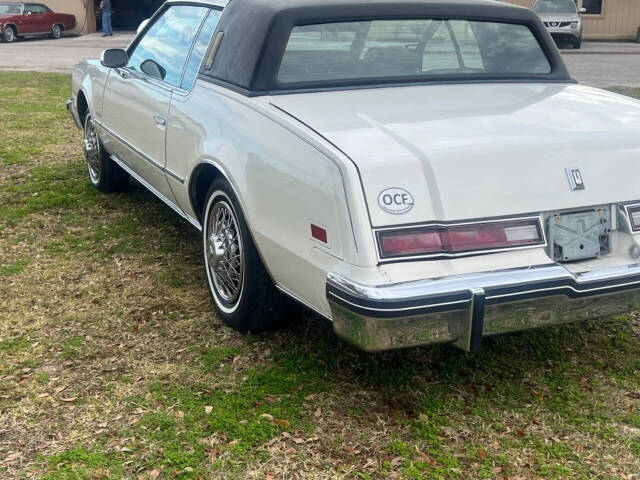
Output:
[3, 26, 16, 43]
[51, 24, 62, 39]
[203, 179, 287, 333]
[83, 113, 129, 192]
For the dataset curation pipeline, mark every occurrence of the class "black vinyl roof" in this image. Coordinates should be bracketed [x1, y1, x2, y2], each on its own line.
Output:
[200, 0, 573, 95]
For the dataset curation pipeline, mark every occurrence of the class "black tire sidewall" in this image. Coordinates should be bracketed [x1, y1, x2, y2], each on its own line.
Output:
[84, 113, 103, 188]
[4, 27, 15, 42]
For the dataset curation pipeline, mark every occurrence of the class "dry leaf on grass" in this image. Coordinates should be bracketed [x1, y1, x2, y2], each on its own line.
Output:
[273, 419, 290, 428]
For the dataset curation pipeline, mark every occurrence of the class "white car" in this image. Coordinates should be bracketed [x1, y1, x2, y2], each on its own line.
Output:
[67, 0, 640, 352]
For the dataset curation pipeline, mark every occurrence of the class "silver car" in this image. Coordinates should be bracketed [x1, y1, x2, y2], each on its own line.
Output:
[534, 0, 585, 49]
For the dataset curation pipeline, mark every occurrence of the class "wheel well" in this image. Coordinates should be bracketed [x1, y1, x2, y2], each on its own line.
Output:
[54, 23, 64, 30]
[190, 163, 224, 222]
[76, 91, 89, 126]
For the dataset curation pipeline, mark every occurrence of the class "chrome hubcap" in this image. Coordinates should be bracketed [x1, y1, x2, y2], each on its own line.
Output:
[6, 29, 14, 42]
[84, 119, 101, 183]
[207, 200, 243, 303]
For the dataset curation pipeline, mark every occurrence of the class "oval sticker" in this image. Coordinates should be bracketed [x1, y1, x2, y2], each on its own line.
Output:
[378, 188, 414, 214]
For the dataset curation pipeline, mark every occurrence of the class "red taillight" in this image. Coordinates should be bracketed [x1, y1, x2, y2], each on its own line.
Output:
[377, 219, 543, 259]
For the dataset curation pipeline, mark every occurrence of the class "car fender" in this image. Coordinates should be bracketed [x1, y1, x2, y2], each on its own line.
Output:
[2, 22, 19, 35]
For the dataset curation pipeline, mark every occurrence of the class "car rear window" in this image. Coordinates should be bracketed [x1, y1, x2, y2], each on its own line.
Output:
[277, 19, 551, 86]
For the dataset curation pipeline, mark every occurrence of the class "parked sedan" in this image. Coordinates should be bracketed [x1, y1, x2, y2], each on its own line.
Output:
[67, 0, 640, 352]
[0, 2, 75, 42]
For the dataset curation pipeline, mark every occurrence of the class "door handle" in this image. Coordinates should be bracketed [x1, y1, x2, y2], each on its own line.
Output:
[153, 115, 166, 126]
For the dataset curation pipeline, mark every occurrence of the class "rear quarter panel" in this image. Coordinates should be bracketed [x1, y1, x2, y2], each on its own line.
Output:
[165, 81, 374, 316]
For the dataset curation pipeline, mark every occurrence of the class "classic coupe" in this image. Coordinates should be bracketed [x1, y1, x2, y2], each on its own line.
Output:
[67, 0, 640, 352]
[0, 2, 75, 42]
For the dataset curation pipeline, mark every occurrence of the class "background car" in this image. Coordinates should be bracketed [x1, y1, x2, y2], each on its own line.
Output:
[534, 0, 585, 49]
[0, 2, 75, 42]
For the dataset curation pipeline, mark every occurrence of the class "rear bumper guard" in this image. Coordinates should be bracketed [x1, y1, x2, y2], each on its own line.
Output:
[327, 263, 640, 352]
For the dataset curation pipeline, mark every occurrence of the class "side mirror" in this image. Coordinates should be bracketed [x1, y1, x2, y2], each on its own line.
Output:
[137, 19, 150, 34]
[140, 59, 166, 80]
[579, 7, 587, 13]
[100, 48, 128, 69]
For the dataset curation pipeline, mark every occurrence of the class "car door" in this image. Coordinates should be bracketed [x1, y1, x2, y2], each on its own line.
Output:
[38, 4, 55, 31]
[28, 4, 47, 32]
[101, 4, 209, 203]
[20, 4, 40, 33]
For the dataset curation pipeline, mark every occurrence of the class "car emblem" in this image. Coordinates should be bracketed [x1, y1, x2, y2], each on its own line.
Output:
[565, 167, 585, 191]
[378, 188, 414, 214]
[550, 22, 559, 27]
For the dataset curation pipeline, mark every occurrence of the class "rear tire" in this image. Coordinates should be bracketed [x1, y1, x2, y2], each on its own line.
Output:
[202, 179, 288, 333]
[83, 113, 129, 192]
[51, 24, 62, 39]
[3, 26, 16, 43]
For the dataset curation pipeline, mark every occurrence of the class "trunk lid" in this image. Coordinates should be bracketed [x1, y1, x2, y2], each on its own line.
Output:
[271, 83, 640, 227]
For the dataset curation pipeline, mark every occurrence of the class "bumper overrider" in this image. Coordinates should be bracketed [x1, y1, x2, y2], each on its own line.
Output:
[327, 263, 640, 352]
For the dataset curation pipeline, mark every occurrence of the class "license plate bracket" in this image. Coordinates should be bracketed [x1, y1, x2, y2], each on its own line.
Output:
[547, 208, 610, 262]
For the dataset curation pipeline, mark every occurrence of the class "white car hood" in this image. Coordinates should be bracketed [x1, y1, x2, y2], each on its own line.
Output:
[271, 83, 640, 227]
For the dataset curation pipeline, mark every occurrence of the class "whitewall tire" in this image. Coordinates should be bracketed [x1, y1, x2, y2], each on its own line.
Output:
[202, 179, 288, 332]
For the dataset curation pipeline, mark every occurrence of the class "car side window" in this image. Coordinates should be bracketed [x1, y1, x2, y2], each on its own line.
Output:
[127, 5, 209, 87]
[180, 9, 222, 91]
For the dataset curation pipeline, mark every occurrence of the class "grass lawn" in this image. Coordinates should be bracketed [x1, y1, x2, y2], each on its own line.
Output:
[1, 71, 640, 480]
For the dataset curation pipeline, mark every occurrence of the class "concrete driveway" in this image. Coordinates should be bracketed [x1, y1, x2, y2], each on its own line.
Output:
[560, 42, 640, 88]
[0, 35, 638, 88]
[0, 33, 134, 72]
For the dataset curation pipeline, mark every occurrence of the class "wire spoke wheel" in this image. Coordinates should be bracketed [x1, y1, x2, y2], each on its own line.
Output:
[84, 117, 101, 184]
[206, 199, 244, 304]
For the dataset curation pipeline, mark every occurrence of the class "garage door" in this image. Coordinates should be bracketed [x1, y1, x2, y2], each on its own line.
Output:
[97, 0, 165, 31]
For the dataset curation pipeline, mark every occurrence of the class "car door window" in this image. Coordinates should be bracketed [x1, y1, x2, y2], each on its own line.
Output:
[127, 5, 209, 87]
[180, 9, 222, 91]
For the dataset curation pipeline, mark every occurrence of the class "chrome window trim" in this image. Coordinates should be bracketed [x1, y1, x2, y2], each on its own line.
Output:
[177, 7, 223, 94]
[374, 215, 547, 263]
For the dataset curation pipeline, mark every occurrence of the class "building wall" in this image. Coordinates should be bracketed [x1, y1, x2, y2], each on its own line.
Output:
[581, 0, 640, 40]
[501, 0, 640, 40]
[44, 0, 96, 34]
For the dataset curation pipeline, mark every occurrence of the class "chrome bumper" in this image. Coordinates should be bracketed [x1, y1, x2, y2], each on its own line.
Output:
[327, 263, 640, 352]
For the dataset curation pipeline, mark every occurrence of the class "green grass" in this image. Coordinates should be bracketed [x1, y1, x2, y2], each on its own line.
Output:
[1, 71, 640, 479]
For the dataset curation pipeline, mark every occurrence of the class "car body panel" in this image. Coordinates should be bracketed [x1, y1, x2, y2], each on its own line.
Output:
[270, 83, 640, 227]
[101, 69, 177, 203]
